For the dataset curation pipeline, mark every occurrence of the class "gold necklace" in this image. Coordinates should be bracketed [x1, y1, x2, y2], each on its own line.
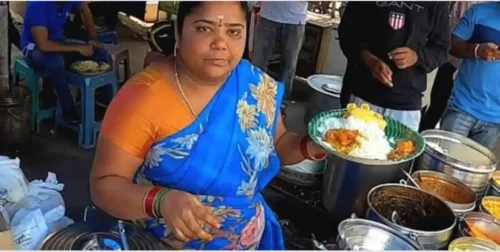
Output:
[174, 60, 198, 119]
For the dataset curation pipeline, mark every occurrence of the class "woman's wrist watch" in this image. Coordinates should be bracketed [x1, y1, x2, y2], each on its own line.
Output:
[300, 135, 327, 161]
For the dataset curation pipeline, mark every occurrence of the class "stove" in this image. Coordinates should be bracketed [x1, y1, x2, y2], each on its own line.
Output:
[264, 178, 340, 249]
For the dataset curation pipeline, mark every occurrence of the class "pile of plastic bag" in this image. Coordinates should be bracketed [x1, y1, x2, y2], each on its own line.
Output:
[0, 156, 74, 250]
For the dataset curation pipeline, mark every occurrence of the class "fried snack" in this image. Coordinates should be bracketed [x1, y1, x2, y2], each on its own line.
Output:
[73, 60, 100, 72]
[346, 103, 387, 130]
[72, 61, 110, 73]
[388, 140, 416, 160]
[323, 129, 361, 155]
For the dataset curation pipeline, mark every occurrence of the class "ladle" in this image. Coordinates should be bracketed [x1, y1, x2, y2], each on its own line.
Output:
[400, 168, 421, 189]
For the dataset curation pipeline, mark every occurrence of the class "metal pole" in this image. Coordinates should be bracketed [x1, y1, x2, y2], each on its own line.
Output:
[0, 2, 9, 92]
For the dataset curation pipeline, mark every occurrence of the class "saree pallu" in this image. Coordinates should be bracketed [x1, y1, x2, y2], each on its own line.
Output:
[135, 60, 285, 250]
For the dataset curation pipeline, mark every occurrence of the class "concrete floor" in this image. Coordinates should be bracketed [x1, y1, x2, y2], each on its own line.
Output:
[8, 23, 500, 224]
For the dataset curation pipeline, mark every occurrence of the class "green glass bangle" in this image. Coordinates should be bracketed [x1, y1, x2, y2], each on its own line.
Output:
[153, 188, 171, 218]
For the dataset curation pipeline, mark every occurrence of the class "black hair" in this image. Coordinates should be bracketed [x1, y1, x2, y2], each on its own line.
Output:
[176, 1, 249, 35]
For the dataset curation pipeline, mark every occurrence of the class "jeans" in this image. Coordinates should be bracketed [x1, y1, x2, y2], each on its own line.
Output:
[351, 96, 421, 132]
[440, 104, 500, 150]
[25, 39, 113, 114]
[251, 16, 305, 101]
[420, 63, 457, 131]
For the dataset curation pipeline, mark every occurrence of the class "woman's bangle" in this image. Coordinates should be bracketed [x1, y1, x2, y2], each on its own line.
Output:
[153, 188, 171, 218]
[143, 187, 162, 218]
[300, 135, 327, 161]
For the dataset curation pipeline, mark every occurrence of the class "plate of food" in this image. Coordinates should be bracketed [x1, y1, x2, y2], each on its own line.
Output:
[308, 103, 425, 165]
[70, 60, 111, 75]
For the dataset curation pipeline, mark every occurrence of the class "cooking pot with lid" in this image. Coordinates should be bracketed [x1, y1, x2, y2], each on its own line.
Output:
[304, 74, 343, 125]
[366, 183, 456, 250]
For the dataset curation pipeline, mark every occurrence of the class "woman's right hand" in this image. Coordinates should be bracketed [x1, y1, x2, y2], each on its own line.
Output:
[160, 190, 221, 242]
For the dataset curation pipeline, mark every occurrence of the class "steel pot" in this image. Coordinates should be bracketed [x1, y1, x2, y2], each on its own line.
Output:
[366, 184, 456, 250]
[322, 153, 413, 220]
[415, 130, 497, 197]
[410, 170, 476, 216]
[456, 212, 500, 244]
[486, 171, 500, 197]
[448, 237, 498, 250]
[304, 74, 342, 125]
[336, 218, 421, 250]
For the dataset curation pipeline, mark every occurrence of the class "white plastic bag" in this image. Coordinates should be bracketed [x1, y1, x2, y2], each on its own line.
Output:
[8, 172, 74, 250]
[10, 208, 48, 250]
[8, 172, 65, 219]
[0, 156, 29, 203]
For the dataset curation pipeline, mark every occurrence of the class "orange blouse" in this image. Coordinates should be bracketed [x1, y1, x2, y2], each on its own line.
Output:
[100, 69, 195, 158]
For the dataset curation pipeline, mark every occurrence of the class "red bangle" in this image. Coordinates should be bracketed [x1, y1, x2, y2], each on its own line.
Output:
[300, 136, 327, 161]
[144, 187, 162, 218]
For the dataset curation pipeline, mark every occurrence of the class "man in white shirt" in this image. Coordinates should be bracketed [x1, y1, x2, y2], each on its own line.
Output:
[251, 1, 308, 104]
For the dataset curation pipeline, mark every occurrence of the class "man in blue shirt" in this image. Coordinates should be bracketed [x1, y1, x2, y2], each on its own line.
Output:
[21, 1, 112, 123]
[441, 2, 500, 149]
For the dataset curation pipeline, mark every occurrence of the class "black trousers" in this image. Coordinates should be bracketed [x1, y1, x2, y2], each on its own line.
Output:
[419, 62, 457, 131]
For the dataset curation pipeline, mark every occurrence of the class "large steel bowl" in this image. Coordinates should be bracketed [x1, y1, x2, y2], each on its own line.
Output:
[411, 170, 476, 216]
[456, 212, 500, 244]
[415, 130, 497, 197]
[366, 184, 456, 250]
[448, 237, 498, 250]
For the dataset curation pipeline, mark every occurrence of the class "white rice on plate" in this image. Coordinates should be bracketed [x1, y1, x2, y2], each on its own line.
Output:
[317, 116, 393, 160]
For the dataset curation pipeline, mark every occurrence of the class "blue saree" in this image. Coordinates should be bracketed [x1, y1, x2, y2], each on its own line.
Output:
[135, 60, 285, 250]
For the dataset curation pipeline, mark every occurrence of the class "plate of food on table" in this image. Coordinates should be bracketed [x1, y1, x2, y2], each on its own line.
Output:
[308, 103, 425, 164]
[70, 60, 111, 76]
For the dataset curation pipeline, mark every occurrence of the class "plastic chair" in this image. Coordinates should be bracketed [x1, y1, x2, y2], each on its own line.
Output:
[97, 30, 118, 44]
[102, 44, 131, 85]
[55, 71, 118, 149]
[13, 58, 56, 133]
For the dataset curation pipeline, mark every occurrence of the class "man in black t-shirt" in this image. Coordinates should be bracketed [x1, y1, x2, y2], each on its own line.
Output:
[338, 2, 450, 131]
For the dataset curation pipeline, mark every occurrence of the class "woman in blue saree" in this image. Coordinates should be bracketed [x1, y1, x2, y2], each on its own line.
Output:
[90, 1, 327, 250]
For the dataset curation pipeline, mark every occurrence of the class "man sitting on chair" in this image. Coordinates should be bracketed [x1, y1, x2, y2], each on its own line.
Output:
[21, 1, 113, 123]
